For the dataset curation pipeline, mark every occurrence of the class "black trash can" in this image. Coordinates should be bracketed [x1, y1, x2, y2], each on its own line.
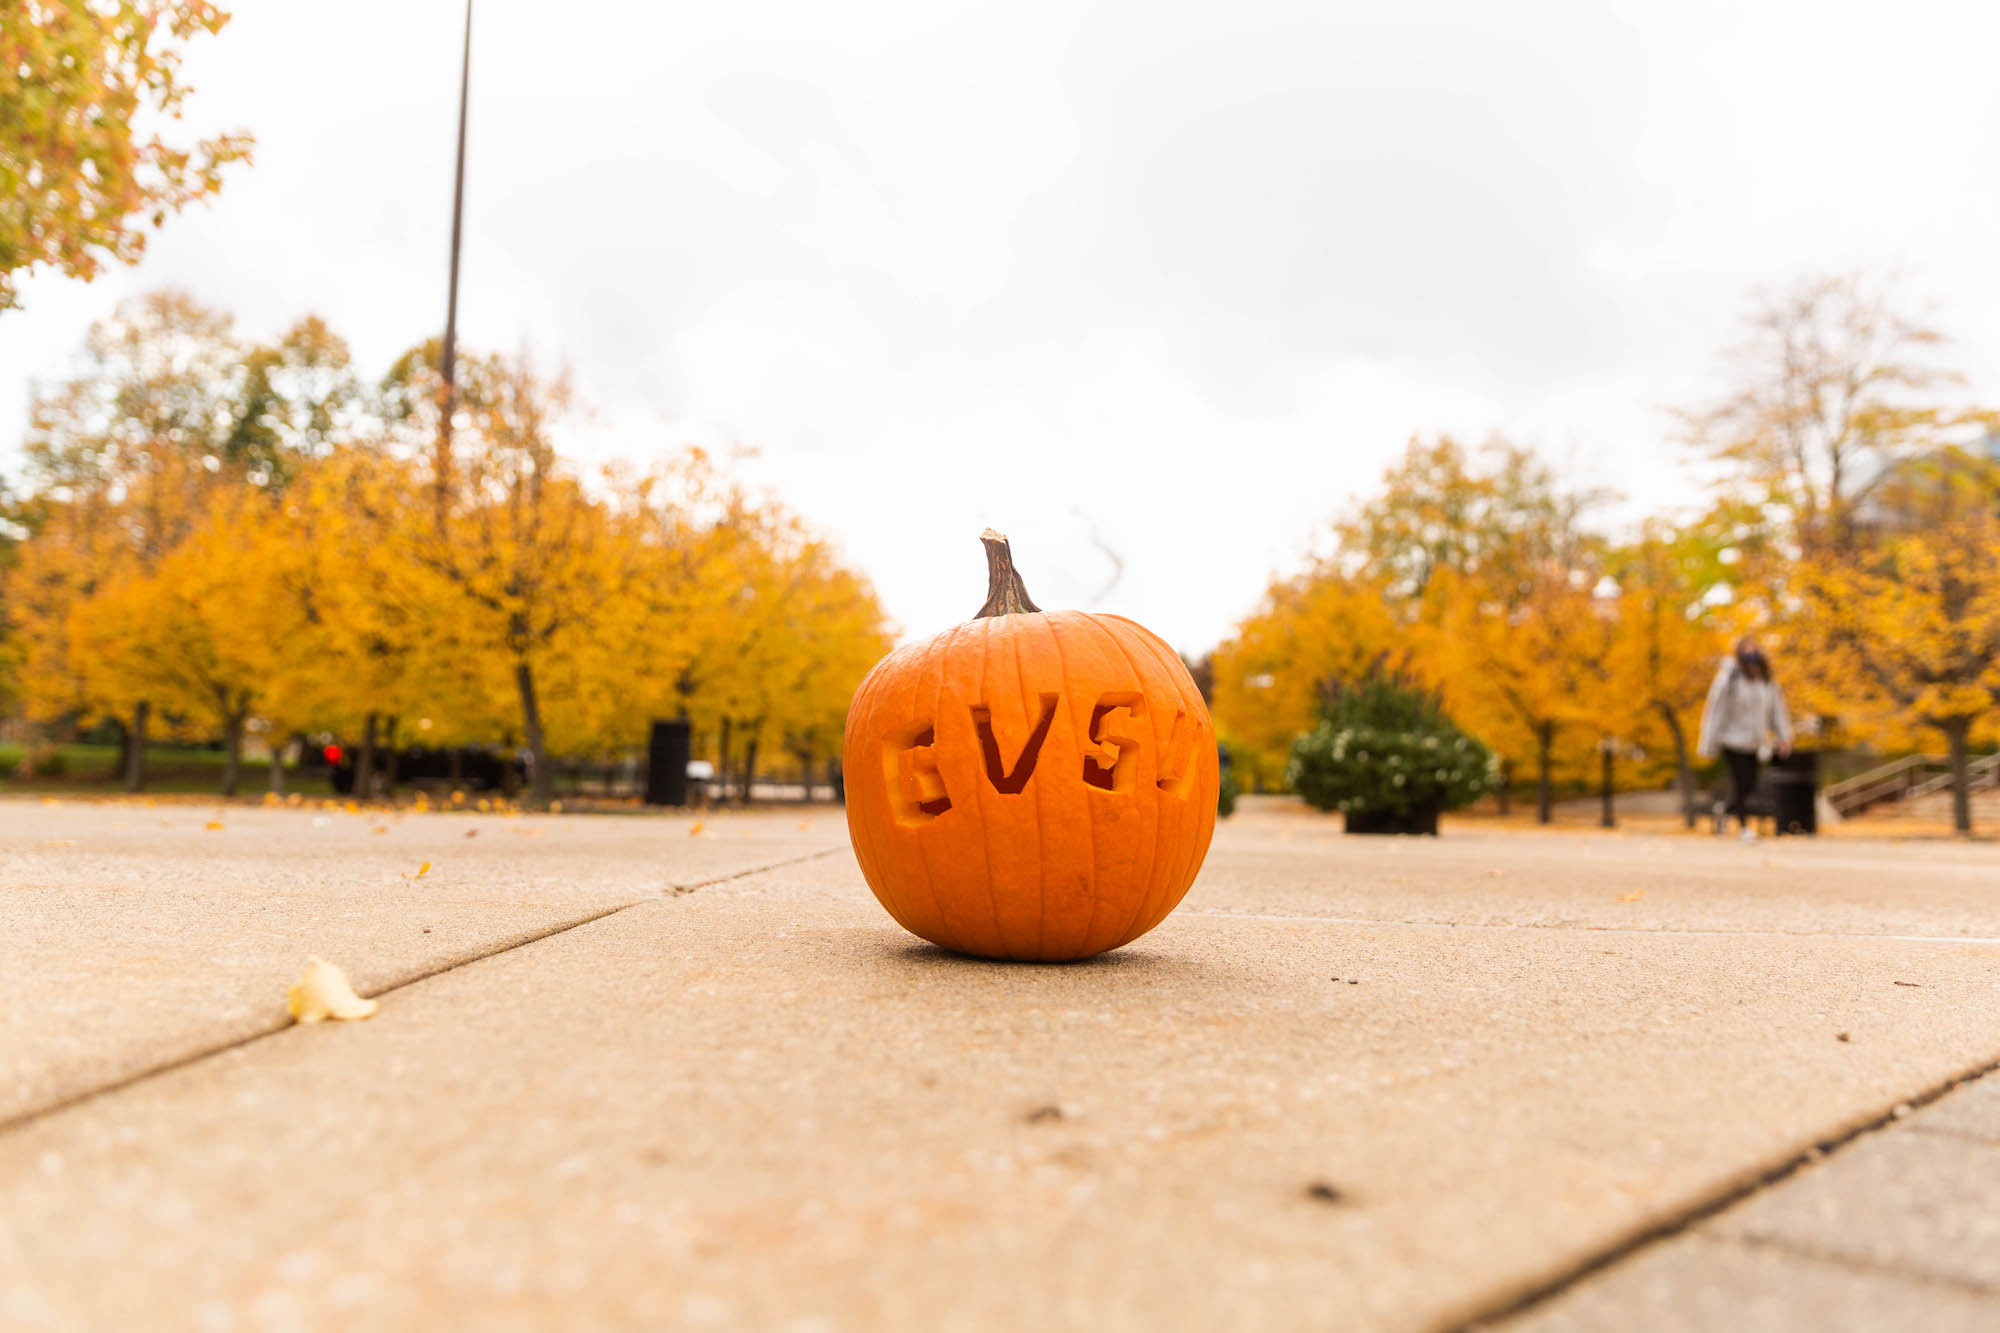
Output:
[1767, 750, 1818, 835]
[644, 719, 692, 806]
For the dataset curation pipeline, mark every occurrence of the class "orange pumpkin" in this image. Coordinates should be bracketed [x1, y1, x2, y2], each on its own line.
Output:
[844, 531, 1218, 960]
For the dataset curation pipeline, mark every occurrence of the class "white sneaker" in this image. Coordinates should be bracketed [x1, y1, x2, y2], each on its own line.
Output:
[1739, 827, 1757, 843]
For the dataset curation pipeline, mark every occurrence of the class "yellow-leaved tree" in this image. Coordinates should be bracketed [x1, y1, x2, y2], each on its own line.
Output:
[1209, 573, 1400, 793]
[1601, 524, 1732, 826]
[1425, 560, 1625, 824]
[1789, 507, 2000, 833]
[0, 2, 251, 310]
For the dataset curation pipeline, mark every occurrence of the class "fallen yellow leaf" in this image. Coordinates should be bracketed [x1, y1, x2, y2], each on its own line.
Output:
[1617, 889, 1644, 903]
[204, 820, 224, 831]
[287, 957, 378, 1024]
[689, 821, 705, 836]
[372, 825, 388, 834]
[401, 860, 432, 879]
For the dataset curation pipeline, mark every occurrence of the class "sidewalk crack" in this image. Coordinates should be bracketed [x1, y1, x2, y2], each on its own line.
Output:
[0, 845, 848, 1142]
[1445, 1052, 2000, 1330]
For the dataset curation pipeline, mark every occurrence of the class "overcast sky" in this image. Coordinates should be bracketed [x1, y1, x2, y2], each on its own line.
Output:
[4, 0, 1998, 653]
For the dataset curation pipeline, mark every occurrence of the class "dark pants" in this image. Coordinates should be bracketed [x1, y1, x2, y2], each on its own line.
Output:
[1721, 747, 1760, 828]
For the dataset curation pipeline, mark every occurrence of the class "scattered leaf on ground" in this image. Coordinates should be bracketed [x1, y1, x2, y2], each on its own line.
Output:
[689, 821, 705, 836]
[1617, 889, 1643, 903]
[287, 957, 378, 1023]
[204, 820, 224, 831]
[1837, 1031, 1852, 1042]
[465, 828, 480, 838]
[402, 861, 431, 879]
[372, 825, 388, 834]
[1304, 1181, 1346, 1204]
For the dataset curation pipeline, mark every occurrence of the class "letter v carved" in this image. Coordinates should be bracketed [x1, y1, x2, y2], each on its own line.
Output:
[971, 694, 1059, 794]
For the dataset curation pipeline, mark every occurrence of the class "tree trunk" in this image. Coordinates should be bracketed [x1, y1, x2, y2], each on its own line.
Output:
[717, 717, 734, 805]
[1659, 704, 1696, 830]
[448, 746, 464, 790]
[268, 734, 287, 795]
[1497, 757, 1510, 817]
[516, 661, 553, 810]
[380, 716, 399, 800]
[1536, 722, 1553, 825]
[110, 717, 131, 783]
[800, 742, 815, 802]
[1599, 741, 1615, 829]
[358, 712, 379, 802]
[124, 701, 149, 793]
[1944, 717, 1973, 835]
[740, 734, 759, 805]
[221, 713, 245, 797]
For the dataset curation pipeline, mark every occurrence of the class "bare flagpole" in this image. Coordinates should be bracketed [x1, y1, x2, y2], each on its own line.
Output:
[435, 0, 472, 528]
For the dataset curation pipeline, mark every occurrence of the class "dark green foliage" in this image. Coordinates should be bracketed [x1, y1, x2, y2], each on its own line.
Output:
[1217, 749, 1240, 818]
[1288, 663, 1496, 818]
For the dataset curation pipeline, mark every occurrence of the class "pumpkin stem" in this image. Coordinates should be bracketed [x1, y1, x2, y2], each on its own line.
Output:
[976, 529, 1042, 617]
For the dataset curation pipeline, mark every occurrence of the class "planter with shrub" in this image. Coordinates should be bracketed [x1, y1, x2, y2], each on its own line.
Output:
[1286, 665, 1495, 835]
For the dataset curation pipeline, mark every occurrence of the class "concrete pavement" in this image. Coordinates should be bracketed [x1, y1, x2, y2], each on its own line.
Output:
[4, 798, 1999, 1330]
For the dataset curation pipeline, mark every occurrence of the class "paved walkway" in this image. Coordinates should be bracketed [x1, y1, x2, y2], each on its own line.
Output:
[4, 799, 1998, 1330]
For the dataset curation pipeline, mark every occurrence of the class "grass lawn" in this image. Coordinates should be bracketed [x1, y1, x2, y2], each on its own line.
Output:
[0, 742, 323, 797]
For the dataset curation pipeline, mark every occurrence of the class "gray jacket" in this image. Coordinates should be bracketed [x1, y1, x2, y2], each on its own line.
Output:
[1697, 657, 1793, 758]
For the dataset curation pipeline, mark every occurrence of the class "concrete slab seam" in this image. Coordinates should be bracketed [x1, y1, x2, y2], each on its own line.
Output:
[1722, 1228, 2000, 1298]
[1448, 1052, 2000, 1331]
[2, 845, 843, 1142]
[665, 845, 845, 893]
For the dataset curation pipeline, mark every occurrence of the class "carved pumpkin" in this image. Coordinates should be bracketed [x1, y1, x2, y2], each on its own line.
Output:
[844, 531, 1219, 961]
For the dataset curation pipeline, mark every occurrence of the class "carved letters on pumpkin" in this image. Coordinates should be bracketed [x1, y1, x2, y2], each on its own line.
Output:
[971, 695, 1059, 793]
[883, 720, 951, 825]
[885, 690, 1199, 819]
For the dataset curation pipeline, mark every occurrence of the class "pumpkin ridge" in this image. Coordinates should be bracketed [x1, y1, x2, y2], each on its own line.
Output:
[855, 640, 922, 936]
[1143, 621, 1210, 940]
[1040, 612, 1103, 960]
[842, 669, 889, 922]
[971, 615, 1013, 957]
[1081, 611, 1166, 953]
[1010, 623, 1051, 961]
[1111, 617, 1214, 943]
[921, 619, 975, 946]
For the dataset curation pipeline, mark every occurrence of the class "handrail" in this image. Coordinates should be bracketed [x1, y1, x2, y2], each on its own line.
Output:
[1905, 753, 2000, 802]
[1822, 754, 1940, 803]
[1822, 754, 1943, 815]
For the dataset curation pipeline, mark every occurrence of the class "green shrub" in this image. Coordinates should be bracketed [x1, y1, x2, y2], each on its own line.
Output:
[1217, 756, 1240, 818]
[1286, 666, 1495, 817]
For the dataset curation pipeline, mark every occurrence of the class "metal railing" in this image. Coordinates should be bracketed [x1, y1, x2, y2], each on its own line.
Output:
[1904, 752, 2000, 802]
[1822, 752, 2000, 816]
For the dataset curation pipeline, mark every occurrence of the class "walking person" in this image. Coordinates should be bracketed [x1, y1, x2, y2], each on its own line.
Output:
[1697, 637, 1793, 842]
